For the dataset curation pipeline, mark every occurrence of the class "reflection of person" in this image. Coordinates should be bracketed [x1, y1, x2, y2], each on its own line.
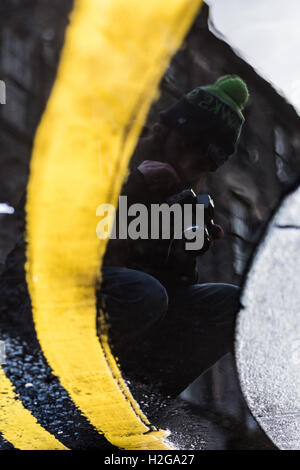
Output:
[99, 75, 249, 397]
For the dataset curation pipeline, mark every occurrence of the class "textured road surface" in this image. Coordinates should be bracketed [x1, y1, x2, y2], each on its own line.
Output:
[0, 238, 276, 450]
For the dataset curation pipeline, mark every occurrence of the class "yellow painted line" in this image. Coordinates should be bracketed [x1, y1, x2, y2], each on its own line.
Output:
[0, 367, 67, 450]
[25, 0, 202, 450]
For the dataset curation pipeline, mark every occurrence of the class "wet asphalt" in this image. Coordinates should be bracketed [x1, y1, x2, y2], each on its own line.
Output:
[0, 238, 276, 451]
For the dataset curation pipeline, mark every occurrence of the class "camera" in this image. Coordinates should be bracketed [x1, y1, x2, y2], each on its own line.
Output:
[165, 188, 215, 257]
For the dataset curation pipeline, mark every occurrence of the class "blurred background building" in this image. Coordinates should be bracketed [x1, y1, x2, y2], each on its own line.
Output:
[0, 0, 73, 267]
[1, 0, 299, 447]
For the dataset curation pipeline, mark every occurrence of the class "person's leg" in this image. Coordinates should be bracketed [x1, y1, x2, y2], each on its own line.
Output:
[113, 282, 241, 397]
[97, 266, 168, 347]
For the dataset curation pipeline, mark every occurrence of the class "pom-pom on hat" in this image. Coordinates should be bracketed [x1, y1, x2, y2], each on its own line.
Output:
[202, 75, 249, 117]
[160, 74, 249, 158]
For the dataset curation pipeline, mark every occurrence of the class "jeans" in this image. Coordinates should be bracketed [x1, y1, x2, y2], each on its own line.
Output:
[97, 266, 241, 397]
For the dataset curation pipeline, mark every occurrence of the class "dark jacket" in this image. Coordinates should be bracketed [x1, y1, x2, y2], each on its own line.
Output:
[103, 167, 198, 289]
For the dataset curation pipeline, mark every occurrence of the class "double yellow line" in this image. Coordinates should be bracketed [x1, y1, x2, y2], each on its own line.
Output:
[0, 0, 202, 450]
[0, 368, 67, 450]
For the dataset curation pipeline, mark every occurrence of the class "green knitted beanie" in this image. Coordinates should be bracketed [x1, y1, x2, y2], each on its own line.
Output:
[202, 75, 249, 119]
[160, 74, 250, 157]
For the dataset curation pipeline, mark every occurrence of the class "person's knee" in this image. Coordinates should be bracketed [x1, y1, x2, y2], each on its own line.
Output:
[116, 272, 168, 341]
[225, 284, 241, 310]
[232, 284, 241, 311]
[101, 267, 168, 325]
[136, 272, 169, 320]
[214, 284, 241, 324]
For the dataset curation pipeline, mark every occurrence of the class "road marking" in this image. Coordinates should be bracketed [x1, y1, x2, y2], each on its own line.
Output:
[0, 368, 67, 450]
[25, 0, 202, 449]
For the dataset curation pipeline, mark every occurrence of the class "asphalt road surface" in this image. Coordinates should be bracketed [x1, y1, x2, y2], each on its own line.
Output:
[0, 238, 275, 450]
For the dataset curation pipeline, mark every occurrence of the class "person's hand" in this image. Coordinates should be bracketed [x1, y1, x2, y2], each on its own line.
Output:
[138, 160, 181, 194]
[210, 223, 224, 241]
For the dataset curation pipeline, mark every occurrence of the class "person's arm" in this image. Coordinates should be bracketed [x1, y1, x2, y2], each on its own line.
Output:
[121, 168, 149, 206]
[122, 160, 182, 205]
